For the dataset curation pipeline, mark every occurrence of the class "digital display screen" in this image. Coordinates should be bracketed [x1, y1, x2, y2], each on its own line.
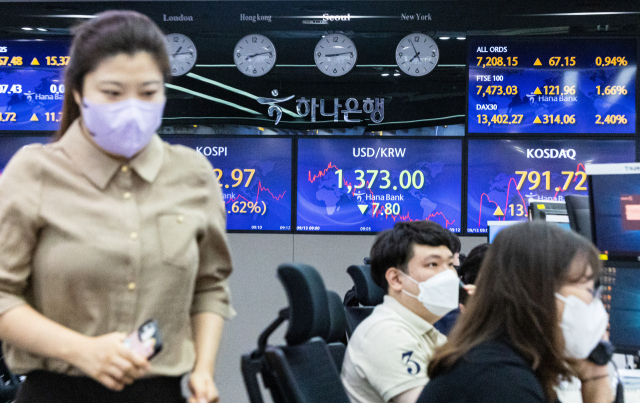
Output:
[468, 38, 636, 134]
[163, 137, 292, 231]
[608, 268, 640, 351]
[297, 138, 461, 233]
[0, 136, 50, 171]
[467, 139, 635, 234]
[0, 39, 70, 131]
[590, 172, 640, 258]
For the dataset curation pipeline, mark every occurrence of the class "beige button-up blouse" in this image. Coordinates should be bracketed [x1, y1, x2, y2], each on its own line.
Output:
[0, 119, 235, 376]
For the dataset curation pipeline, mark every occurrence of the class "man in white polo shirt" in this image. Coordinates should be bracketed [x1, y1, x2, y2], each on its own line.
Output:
[341, 221, 460, 403]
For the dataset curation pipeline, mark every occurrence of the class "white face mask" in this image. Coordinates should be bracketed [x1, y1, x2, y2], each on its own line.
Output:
[402, 269, 460, 317]
[555, 292, 608, 359]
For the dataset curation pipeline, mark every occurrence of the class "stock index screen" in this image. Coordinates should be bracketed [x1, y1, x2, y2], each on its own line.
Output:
[0, 39, 70, 131]
[467, 139, 635, 234]
[296, 138, 462, 233]
[468, 38, 637, 134]
[163, 137, 292, 232]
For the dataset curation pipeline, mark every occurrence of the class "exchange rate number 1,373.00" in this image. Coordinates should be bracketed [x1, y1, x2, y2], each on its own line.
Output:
[336, 169, 425, 190]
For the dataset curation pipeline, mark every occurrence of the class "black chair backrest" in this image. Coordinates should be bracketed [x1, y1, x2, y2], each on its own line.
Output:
[264, 339, 350, 403]
[278, 263, 331, 345]
[326, 291, 347, 343]
[344, 265, 384, 338]
[241, 263, 350, 403]
[565, 195, 592, 241]
[346, 265, 384, 306]
[326, 290, 347, 371]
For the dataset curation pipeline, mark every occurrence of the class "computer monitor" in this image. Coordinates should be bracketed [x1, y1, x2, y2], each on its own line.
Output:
[604, 266, 640, 353]
[587, 163, 640, 262]
[542, 215, 571, 232]
[528, 200, 571, 232]
[487, 220, 519, 243]
[487, 216, 570, 243]
[565, 195, 592, 241]
[528, 200, 567, 221]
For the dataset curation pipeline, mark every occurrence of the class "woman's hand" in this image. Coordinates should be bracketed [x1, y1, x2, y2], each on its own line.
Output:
[71, 332, 150, 391]
[188, 370, 219, 403]
[573, 359, 613, 403]
[574, 359, 609, 381]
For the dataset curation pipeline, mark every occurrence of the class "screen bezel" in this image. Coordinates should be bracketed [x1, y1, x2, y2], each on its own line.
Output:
[294, 135, 464, 235]
[160, 134, 295, 234]
[0, 37, 72, 134]
[466, 35, 639, 137]
[588, 172, 640, 262]
[466, 137, 637, 236]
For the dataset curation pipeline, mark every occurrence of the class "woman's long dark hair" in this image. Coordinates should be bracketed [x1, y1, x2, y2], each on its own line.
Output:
[427, 221, 602, 401]
[56, 10, 171, 140]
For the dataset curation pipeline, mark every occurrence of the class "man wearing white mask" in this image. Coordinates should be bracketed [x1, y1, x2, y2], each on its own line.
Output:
[341, 221, 461, 403]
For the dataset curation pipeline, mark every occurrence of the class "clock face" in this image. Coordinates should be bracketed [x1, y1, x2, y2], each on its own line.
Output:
[234, 34, 277, 77]
[395, 34, 439, 77]
[314, 34, 357, 77]
[165, 33, 197, 77]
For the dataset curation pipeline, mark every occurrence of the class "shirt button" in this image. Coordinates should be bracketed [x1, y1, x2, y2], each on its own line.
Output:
[127, 282, 136, 291]
[130, 232, 138, 240]
[123, 192, 132, 200]
[177, 215, 184, 223]
[121, 166, 129, 173]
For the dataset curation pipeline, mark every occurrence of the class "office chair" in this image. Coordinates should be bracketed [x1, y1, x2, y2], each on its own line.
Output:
[241, 263, 350, 403]
[325, 290, 347, 371]
[565, 195, 592, 241]
[344, 264, 385, 337]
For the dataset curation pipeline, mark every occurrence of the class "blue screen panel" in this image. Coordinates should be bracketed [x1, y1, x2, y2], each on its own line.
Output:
[467, 139, 635, 234]
[163, 137, 292, 232]
[0, 39, 70, 131]
[297, 138, 462, 233]
[468, 38, 636, 134]
[591, 173, 640, 257]
[609, 268, 640, 350]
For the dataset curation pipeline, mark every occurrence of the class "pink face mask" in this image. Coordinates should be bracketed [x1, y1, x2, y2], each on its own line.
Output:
[81, 97, 165, 159]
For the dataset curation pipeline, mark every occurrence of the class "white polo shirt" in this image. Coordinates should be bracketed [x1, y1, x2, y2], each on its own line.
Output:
[341, 295, 447, 403]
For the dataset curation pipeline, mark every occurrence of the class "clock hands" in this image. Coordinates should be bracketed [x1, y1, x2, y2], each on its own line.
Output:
[172, 46, 183, 57]
[324, 52, 354, 57]
[408, 40, 421, 62]
[245, 51, 273, 60]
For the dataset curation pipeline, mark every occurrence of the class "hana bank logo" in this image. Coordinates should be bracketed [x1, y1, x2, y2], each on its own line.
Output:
[256, 90, 295, 125]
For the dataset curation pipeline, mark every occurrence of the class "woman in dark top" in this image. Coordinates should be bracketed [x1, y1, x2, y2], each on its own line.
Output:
[418, 222, 612, 403]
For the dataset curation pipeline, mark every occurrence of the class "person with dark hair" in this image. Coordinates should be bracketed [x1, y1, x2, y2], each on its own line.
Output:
[341, 221, 461, 403]
[0, 11, 233, 403]
[447, 231, 462, 269]
[458, 243, 489, 286]
[417, 221, 612, 403]
[433, 243, 488, 335]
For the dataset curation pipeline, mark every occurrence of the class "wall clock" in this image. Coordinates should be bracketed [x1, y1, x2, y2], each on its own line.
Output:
[314, 33, 357, 77]
[165, 33, 197, 76]
[234, 34, 277, 77]
[395, 33, 439, 77]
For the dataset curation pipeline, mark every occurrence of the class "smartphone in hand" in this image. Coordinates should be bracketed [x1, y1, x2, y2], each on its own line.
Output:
[459, 280, 469, 305]
[124, 319, 164, 360]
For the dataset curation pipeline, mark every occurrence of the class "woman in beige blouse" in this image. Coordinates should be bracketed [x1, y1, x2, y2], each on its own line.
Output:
[0, 10, 233, 403]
